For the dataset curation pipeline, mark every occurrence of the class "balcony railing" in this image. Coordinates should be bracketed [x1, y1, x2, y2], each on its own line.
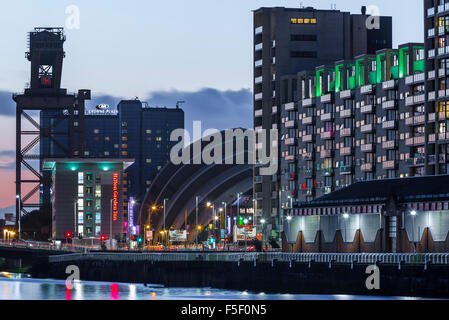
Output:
[339, 90, 352, 99]
[255, 109, 263, 117]
[383, 160, 396, 170]
[255, 76, 263, 84]
[428, 91, 436, 101]
[428, 70, 436, 79]
[285, 120, 295, 128]
[302, 116, 313, 125]
[302, 134, 313, 142]
[361, 163, 374, 172]
[360, 85, 373, 94]
[320, 150, 333, 158]
[321, 93, 332, 103]
[339, 147, 352, 156]
[255, 43, 263, 51]
[361, 124, 374, 133]
[255, 26, 263, 35]
[361, 104, 374, 114]
[255, 59, 263, 67]
[302, 98, 314, 107]
[382, 120, 396, 129]
[285, 138, 295, 145]
[321, 113, 334, 121]
[320, 131, 334, 140]
[382, 80, 396, 90]
[428, 7, 435, 17]
[340, 128, 352, 137]
[428, 28, 435, 37]
[340, 109, 352, 118]
[406, 156, 426, 167]
[272, 106, 278, 114]
[284, 102, 295, 111]
[382, 100, 396, 110]
[429, 49, 435, 58]
[382, 140, 396, 149]
[361, 144, 373, 153]
[255, 92, 263, 100]
[429, 134, 436, 143]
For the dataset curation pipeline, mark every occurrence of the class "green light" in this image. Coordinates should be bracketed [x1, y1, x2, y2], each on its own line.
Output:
[71, 167, 76, 171]
[103, 166, 109, 171]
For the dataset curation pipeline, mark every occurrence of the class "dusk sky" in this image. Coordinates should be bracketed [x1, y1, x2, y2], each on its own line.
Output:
[0, 0, 423, 208]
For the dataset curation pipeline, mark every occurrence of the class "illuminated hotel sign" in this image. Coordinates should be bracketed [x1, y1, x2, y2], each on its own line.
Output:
[290, 18, 317, 24]
[112, 173, 119, 222]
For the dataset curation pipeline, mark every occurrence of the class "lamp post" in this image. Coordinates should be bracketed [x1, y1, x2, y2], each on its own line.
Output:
[411, 210, 417, 253]
[243, 218, 249, 250]
[286, 216, 292, 251]
[163, 198, 168, 249]
[195, 196, 199, 248]
[110, 199, 113, 250]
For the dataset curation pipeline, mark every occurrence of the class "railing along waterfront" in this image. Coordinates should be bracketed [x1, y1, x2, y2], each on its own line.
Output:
[48, 252, 449, 265]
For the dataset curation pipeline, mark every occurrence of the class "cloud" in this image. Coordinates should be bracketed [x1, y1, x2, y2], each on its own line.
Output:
[147, 88, 253, 133]
[0, 149, 15, 170]
[0, 91, 16, 116]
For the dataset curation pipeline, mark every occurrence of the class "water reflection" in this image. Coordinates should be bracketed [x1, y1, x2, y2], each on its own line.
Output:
[0, 275, 426, 300]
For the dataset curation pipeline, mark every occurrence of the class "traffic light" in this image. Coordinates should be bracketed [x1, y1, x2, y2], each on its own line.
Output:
[65, 232, 73, 239]
[137, 237, 143, 244]
[130, 235, 136, 241]
[100, 235, 106, 241]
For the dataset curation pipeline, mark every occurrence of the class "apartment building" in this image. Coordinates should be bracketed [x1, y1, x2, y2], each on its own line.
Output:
[253, 6, 392, 241]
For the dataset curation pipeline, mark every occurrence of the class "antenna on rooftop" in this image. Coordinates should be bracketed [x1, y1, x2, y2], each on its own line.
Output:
[176, 100, 185, 109]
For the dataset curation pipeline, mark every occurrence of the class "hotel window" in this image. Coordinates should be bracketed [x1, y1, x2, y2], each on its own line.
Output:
[114, 144, 119, 149]
[78, 172, 84, 184]
[86, 213, 93, 222]
[94, 129, 100, 134]
[146, 129, 152, 134]
[85, 226, 93, 235]
[78, 186, 84, 197]
[95, 226, 101, 236]
[105, 137, 110, 141]
[77, 199, 84, 210]
[104, 151, 110, 156]
[122, 144, 127, 148]
[86, 173, 93, 182]
[86, 199, 93, 209]
[78, 226, 84, 236]
[156, 137, 162, 141]
[85, 186, 93, 195]
[95, 212, 101, 224]
[122, 137, 128, 141]
[122, 151, 128, 156]
[146, 159, 152, 163]
[95, 186, 101, 198]
[84, 151, 90, 156]
[78, 212, 84, 224]
[95, 199, 101, 210]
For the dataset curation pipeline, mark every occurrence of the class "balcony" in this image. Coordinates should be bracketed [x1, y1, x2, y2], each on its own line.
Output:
[320, 113, 334, 121]
[382, 100, 396, 110]
[302, 116, 313, 125]
[285, 138, 295, 145]
[255, 59, 263, 67]
[340, 147, 352, 156]
[405, 94, 425, 106]
[360, 85, 373, 95]
[429, 49, 435, 59]
[439, 112, 448, 120]
[255, 43, 263, 51]
[428, 7, 435, 17]
[361, 104, 374, 114]
[439, 26, 446, 36]
[302, 134, 313, 142]
[382, 80, 396, 90]
[255, 26, 263, 35]
[428, 91, 436, 101]
[304, 169, 314, 177]
[429, 134, 436, 144]
[321, 93, 332, 103]
[272, 106, 278, 114]
[361, 163, 374, 172]
[255, 109, 263, 117]
[255, 93, 263, 101]
[405, 115, 425, 126]
[406, 156, 425, 167]
[340, 109, 352, 118]
[428, 28, 435, 38]
[339, 90, 352, 99]
[406, 136, 425, 146]
[382, 120, 396, 129]
[340, 128, 352, 137]
[285, 120, 295, 128]
[382, 140, 396, 149]
[255, 76, 263, 84]
[322, 168, 334, 176]
[439, 68, 446, 77]
[339, 165, 353, 175]
[254, 176, 263, 184]
[439, 46, 446, 56]
[428, 70, 436, 80]
[361, 124, 374, 133]
[284, 102, 296, 111]
[320, 131, 334, 140]
[302, 98, 314, 107]
[361, 143, 373, 153]
[439, 132, 449, 141]
[383, 160, 396, 170]
[405, 75, 414, 85]
[439, 89, 447, 98]
[413, 73, 425, 83]
[320, 150, 333, 158]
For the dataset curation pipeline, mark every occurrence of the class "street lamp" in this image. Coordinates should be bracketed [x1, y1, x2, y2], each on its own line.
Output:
[411, 210, 417, 253]
[16, 195, 21, 240]
[163, 198, 168, 249]
[243, 218, 249, 249]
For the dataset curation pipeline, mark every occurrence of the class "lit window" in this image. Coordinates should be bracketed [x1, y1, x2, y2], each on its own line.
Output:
[298, 19, 304, 24]
[78, 226, 84, 235]
[311, 18, 317, 24]
[146, 159, 152, 163]
[105, 137, 110, 141]
[114, 144, 119, 149]
[104, 151, 110, 156]
[94, 129, 100, 134]
[84, 151, 90, 156]
[157, 166, 161, 170]
[122, 137, 128, 141]
[78, 186, 84, 197]
[78, 212, 84, 224]
[304, 19, 310, 24]
[96, 212, 101, 223]
[78, 199, 84, 210]
[96, 186, 101, 198]
[291, 18, 297, 24]
[122, 144, 127, 148]
[146, 129, 152, 134]
[95, 226, 101, 236]
[78, 172, 84, 184]
[122, 151, 128, 156]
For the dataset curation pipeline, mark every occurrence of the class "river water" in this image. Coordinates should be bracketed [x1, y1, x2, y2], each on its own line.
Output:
[0, 273, 423, 300]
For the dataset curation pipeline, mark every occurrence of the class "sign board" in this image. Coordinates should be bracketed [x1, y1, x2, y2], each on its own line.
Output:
[234, 226, 256, 242]
[169, 230, 187, 242]
[146, 230, 153, 241]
